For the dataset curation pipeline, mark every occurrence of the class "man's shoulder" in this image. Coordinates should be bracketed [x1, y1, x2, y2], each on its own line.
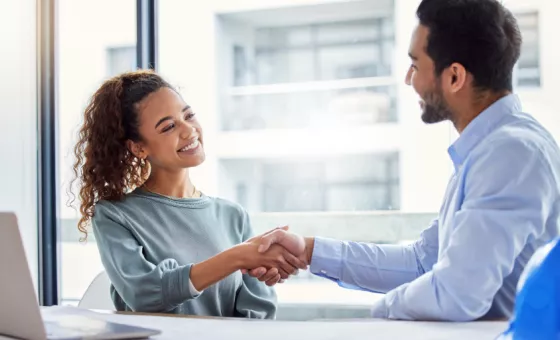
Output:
[480, 113, 559, 158]
[465, 113, 560, 181]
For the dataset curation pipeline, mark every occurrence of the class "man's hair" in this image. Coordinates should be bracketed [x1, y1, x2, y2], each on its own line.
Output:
[417, 0, 522, 92]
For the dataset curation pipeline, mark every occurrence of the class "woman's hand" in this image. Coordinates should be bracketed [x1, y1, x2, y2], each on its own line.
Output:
[241, 227, 311, 286]
[234, 240, 307, 286]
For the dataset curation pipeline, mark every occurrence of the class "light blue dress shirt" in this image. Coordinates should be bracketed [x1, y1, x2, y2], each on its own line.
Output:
[310, 94, 560, 321]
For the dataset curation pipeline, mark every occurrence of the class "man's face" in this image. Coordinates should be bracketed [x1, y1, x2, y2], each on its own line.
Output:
[405, 24, 453, 124]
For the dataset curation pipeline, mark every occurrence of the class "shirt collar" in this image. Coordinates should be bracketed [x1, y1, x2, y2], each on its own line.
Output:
[448, 93, 522, 170]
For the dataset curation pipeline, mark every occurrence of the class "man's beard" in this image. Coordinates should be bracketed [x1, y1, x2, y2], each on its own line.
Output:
[421, 88, 453, 124]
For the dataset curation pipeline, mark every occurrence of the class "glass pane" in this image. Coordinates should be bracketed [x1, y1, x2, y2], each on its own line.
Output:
[222, 86, 397, 130]
[256, 27, 312, 48]
[325, 154, 393, 182]
[255, 49, 315, 84]
[220, 155, 399, 213]
[317, 44, 384, 79]
[58, 0, 137, 305]
[316, 21, 380, 45]
[0, 0, 39, 287]
[249, 19, 394, 84]
[516, 12, 540, 87]
[326, 184, 388, 211]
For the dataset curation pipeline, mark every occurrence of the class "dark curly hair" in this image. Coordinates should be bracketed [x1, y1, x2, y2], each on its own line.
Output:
[70, 70, 172, 240]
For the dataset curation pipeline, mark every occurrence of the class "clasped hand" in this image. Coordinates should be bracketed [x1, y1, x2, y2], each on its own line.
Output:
[240, 226, 309, 286]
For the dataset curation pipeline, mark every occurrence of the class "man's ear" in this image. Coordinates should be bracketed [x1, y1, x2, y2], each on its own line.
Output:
[126, 140, 145, 159]
[446, 63, 467, 93]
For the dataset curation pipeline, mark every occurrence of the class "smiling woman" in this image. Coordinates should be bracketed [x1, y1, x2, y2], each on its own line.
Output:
[69, 70, 307, 317]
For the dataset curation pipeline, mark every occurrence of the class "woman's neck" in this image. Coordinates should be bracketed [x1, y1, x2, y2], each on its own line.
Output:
[143, 168, 196, 198]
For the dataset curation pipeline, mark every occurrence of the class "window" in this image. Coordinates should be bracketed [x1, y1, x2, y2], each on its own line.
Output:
[107, 46, 136, 76]
[159, 0, 440, 319]
[515, 12, 540, 87]
[248, 19, 393, 84]
[51, 0, 560, 320]
[58, 0, 136, 305]
[220, 154, 399, 212]
[0, 0, 39, 288]
[219, 13, 397, 131]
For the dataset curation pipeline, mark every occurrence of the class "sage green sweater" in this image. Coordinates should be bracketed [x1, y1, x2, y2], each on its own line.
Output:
[92, 188, 276, 318]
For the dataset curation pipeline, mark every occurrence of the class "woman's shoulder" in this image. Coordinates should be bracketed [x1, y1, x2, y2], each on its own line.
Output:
[211, 197, 248, 217]
[94, 191, 135, 209]
[93, 191, 145, 220]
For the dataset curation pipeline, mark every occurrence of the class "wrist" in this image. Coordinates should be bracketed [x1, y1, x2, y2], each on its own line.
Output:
[304, 237, 315, 264]
[190, 247, 246, 291]
[229, 243, 253, 270]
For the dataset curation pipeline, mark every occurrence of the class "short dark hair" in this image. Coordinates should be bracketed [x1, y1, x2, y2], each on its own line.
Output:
[417, 0, 522, 92]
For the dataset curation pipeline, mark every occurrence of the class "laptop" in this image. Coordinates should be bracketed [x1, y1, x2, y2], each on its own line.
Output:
[0, 212, 161, 340]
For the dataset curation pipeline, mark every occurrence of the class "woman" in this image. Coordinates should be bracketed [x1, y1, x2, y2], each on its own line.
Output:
[70, 70, 305, 318]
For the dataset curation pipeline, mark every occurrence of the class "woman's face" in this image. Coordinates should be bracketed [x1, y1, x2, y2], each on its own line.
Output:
[130, 87, 206, 171]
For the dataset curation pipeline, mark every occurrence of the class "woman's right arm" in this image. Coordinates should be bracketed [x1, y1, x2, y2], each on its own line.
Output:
[93, 201, 300, 312]
[93, 201, 209, 312]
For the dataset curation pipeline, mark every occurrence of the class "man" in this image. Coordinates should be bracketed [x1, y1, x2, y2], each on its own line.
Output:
[247, 0, 560, 321]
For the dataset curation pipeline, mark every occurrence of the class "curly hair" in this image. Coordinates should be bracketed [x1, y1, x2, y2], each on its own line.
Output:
[69, 70, 172, 240]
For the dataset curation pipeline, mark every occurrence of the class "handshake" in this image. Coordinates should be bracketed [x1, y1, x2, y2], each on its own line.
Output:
[235, 226, 314, 286]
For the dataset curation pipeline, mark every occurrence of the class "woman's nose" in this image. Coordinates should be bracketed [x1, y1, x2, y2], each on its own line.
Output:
[180, 123, 196, 139]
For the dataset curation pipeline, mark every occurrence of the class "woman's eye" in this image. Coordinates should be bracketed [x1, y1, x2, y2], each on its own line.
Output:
[162, 123, 175, 133]
[186, 113, 195, 120]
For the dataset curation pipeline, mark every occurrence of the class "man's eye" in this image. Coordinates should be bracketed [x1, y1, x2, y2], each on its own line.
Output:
[186, 113, 196, 120]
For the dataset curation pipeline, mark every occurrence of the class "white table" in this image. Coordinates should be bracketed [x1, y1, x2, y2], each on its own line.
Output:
[0, 308, 510, 340]
[101, 313, 508, 340]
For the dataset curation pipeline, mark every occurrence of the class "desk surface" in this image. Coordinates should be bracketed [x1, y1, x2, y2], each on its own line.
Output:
[0, 307, 510, 340]
[112, 313, 508, 340]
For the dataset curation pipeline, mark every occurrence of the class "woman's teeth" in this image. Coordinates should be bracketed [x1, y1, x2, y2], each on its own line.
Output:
[179, 139, 199, 152]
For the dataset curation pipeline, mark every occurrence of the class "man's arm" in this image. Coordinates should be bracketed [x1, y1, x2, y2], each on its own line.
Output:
[253, 219, 439, 294]
[308, 220, 438, 293]
[371, 139, 555, 321]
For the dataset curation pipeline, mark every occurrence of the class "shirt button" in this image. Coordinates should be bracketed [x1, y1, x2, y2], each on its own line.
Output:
[321, 270, 327, 274]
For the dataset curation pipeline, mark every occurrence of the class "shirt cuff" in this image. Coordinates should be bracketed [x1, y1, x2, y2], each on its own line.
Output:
[310, 237, 344, 280]
[371, 295, 389, 318]
[188, 277, 203, 297]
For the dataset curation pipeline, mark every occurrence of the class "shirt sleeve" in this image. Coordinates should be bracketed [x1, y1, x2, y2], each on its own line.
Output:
[234, 210, 277, 319]
[310, 219, 439, 293]
[92, 201, 201, 313]
[372, 138, 554, 321]
[188, 279, 202, 296]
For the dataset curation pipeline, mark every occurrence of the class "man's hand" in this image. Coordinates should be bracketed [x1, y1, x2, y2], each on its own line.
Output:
[256, 227, 307, 255]
[237, 241, 307, 286]
[243, 228, 315, 286]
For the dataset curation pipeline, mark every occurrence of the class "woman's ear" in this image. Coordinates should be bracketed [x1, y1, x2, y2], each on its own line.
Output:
[127, 140, 146, 159]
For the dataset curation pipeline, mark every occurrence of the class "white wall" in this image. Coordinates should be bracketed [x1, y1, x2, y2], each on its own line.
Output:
[0, 0, 38, 289]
